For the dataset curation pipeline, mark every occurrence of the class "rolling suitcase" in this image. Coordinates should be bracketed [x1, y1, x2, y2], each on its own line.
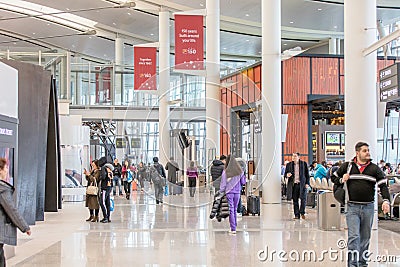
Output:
[173, 181, 183, 195]
[306, 192, 316, 208]
[247, 195, 260, 216]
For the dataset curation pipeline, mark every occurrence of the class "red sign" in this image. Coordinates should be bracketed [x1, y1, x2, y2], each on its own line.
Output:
[134, 47, 157, 90]
[174, 14, 204, 70]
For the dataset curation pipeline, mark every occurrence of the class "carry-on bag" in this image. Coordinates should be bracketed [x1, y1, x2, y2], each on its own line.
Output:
[247, 195, 260, 216]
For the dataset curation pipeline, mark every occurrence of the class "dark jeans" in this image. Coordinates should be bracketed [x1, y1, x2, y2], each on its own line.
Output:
[346, 202, 374, 267]
[124, 181, 131, 195]
[99, 187, 111, 220]
[113, 176, 122, 195]
[189, 177, 196, 197]
[292, 183, 306, 218]
[0, 243, 4, 267]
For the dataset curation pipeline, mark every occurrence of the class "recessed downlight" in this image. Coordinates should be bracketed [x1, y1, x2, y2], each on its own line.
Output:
[283, 43, 288, 46]
[290, 21, 294, 24]
[317, 8, 322, 11]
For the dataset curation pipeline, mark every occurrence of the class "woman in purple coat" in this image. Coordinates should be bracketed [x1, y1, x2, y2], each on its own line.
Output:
[219, 155, 246, 235]
[186, 161, 198, 197]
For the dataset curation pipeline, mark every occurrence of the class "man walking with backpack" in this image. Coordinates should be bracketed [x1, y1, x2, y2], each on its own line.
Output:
[150, 157, 166, 204]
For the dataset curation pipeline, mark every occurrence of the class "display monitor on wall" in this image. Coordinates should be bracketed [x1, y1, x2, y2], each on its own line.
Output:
[0, 147, 14, 185]
[326, 132, 341, 145]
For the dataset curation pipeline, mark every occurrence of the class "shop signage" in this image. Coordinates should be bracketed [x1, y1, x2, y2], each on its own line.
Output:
[0, 127, 13, 136]
[174, 14, 204, 70]
[379, 63, 400, 102]
[134, 47, 157, 90]
[115, 138, 127, 148]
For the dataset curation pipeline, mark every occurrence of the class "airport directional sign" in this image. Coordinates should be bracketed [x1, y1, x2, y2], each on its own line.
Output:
[379, 63, 400, 102]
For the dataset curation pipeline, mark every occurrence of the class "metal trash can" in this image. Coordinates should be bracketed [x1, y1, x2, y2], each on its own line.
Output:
[318, 191, 341, 230]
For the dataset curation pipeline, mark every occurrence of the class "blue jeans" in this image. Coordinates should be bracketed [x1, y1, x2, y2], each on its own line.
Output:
[345, 202, 374, 267]
[113, 176, 122, 195]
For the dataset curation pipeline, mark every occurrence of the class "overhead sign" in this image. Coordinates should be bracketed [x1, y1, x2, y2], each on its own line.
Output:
[174, 14, 204, 70]
[379, 63, 400, 102]
[131, 138, 141, 148]
[115, 138, 127, 148]
[134, 47, 157, 90]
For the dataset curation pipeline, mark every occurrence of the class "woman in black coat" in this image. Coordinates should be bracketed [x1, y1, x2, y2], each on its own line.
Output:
[0, 158, 31, 266]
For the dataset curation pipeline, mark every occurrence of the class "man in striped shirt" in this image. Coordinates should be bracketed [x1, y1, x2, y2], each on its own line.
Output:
[332, 142, 390, 267]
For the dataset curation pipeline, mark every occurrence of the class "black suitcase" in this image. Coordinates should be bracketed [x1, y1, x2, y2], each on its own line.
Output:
[247, 195, 260, 216]
[306, 192, 316, 208]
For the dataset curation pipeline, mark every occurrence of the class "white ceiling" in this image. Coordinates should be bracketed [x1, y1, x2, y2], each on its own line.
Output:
[0, 0, 399, 65]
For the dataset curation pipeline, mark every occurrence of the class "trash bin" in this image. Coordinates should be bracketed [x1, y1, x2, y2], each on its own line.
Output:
[318, 191, 341, 230]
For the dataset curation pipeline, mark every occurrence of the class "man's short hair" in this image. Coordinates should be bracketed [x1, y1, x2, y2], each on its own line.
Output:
[220, 155, 227, 161]
[355, 142, 369, 152]
[292, 152, 300, 156]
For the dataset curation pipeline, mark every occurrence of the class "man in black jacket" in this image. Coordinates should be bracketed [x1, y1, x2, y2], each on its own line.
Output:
[210, 155, 226, 192]
[284, 152, 310, 220]
[332, 142, 390, 267]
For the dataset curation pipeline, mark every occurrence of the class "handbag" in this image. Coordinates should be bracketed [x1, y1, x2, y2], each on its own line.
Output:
[333, 162, 352, 205]
[86, 179, 98, 196]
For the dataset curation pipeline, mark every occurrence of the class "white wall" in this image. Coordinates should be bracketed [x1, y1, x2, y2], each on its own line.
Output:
[0, 62, 18, 119]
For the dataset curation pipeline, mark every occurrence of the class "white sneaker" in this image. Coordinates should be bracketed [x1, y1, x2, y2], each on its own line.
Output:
[228, 230, 236, 235]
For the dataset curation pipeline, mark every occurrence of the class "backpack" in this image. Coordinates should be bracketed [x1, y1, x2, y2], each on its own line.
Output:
[127, 170, 133, 183]
[150, 166, 165, 186]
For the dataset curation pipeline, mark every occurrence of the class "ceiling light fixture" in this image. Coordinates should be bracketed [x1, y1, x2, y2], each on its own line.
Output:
[245, 14, 250, 17]
[290, 21, 294, 24]
[318, 8, 322, 11]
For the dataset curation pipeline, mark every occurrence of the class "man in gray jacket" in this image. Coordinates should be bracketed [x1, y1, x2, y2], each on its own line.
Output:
[0, 158, 31, 266]
[165, 157, 179, 195]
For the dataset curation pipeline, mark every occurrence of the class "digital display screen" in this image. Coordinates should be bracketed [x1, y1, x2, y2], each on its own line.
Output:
[326, 132, 340, 145]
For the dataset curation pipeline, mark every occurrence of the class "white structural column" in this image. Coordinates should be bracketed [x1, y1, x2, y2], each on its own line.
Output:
[206, 0, 220, 166]
[115, 121, 125, 161]
[344, 0, 378, 229]
[159, 10, 170, 165]
[115, 36, 124, 105]
[329, 38, 337, 54]
[344, 0, 377, 159]
[261, 0, 281, 204]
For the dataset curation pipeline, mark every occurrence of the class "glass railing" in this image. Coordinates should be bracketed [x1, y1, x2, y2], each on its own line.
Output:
[69, 62, 206, 108]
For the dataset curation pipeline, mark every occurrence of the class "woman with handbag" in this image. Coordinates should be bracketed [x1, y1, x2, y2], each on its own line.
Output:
[84, 160, 100, 222]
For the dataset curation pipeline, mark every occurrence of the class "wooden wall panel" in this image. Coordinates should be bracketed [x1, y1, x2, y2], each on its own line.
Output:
[247, 68, 255, 103]
[311, 57, 339, 95]
[242, 72, 249, 104]
[237, 74, 243, 106]
[282, 57, 310, 104]
[282, 105, 308, 156]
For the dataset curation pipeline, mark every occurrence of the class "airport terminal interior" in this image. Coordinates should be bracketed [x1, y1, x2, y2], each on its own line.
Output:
[1, 0, 400, 266]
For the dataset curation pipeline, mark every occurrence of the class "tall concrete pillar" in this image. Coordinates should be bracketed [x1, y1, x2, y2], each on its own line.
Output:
[206, 0, 220, 169]
[114, 36, 124, 105]
[261, 0, 281, 204]
[159, 10, 170, 165]
[344, 0, 377, 159]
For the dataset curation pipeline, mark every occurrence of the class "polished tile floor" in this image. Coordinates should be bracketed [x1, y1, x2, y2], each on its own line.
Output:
[7, 188, 400, 266]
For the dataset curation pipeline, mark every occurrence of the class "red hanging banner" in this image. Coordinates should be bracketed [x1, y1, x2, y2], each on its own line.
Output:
[174, 14, 204, 70]
[134, 47, 157, 90]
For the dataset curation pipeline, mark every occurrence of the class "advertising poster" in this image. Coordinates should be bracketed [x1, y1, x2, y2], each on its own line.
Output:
[134, 47, 157, 90]
[174, 14, 204, 70]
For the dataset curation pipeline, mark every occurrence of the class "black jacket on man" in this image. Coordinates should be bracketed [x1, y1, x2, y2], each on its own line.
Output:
[332, 159, 390, 204]
[210, 160, 225, 191]
[284, 159, 310, 200]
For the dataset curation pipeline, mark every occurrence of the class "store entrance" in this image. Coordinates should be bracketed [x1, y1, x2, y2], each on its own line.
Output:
[308, 95, 345, 163]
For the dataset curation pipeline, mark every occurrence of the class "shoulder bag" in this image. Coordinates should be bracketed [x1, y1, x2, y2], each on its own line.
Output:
[86, 178, 98, 196]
